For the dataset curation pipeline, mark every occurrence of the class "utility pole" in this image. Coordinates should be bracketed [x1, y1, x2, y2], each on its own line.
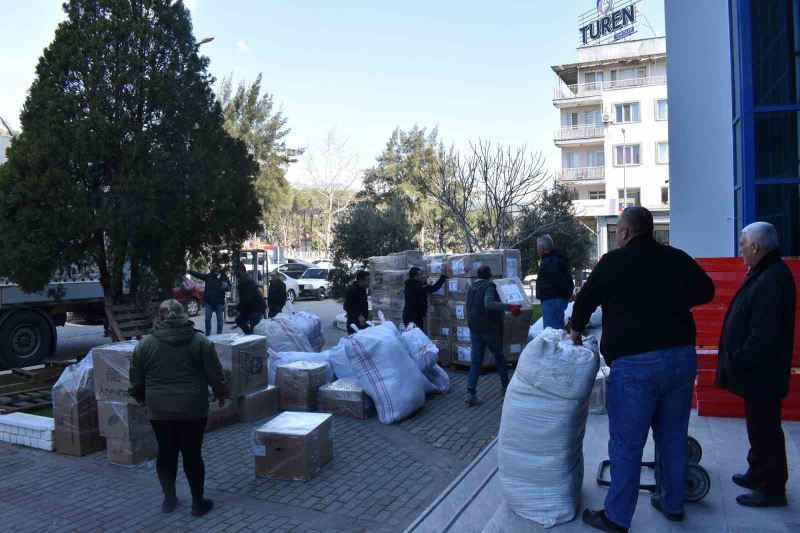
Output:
[621, 127, 627, 213]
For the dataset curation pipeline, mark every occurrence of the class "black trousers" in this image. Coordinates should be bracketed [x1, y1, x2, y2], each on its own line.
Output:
[150, 418, 208, 502]
[744, 398, 788, 495]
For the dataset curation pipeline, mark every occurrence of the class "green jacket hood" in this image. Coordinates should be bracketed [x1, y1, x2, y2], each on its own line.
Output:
[152, 319, 197, 346]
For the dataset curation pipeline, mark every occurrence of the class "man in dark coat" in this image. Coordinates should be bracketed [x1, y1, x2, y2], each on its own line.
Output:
[189, 261, 231, 336]
[403, 267, 446, 331]
[716, 221, 796, 508]
[536, 234, 574, 330]
[234, 264, 266, 334]
[343, 270, 370, 334]
[570, 207, 715, 532]
[267, 271, 287, 318]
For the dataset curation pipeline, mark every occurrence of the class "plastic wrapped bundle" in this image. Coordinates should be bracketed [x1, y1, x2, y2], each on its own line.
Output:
[427, 278, 448, 303]
[52, 351, 106, 456]
[276, 361, 330, 411]
[447, 253, 503, 278]
[498, 328, 599, 528]
[280, 304, 325, 352]
[446, 278, 473, 298]
[400, 325, 439, 370]
[370, 269, 407, 290]
[318, 378, 374, 419]
[254, 317, 313, 353]
[209, 334, 268, 398]
[97, 400, 157, 466]
[267, 349, 334, 385]
[488, 249, 522, 278]
[589, 368, 608, 415]
[425, 254, 449, 276]
[254, 412, 334, 481]
[345, 323, 427, 424]
[93, 341, 139, 403]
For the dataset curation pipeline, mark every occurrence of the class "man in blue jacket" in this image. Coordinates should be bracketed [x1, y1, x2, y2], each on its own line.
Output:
[189, 260, 231, 336]
[536, 234, 574, 330]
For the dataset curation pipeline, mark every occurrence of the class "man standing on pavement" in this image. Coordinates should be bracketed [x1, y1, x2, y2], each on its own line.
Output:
[570, 207, 715, 532]
[536, 234, 574, 330]
[234, 264, 266, 334]
[188, 260, 231, 336]
[343, 270, 370, 333]
[267, 271, 288, 318]
[465, 266, 522, 406]
[716, 222, 795, 508]
[403, 267, 446, 331]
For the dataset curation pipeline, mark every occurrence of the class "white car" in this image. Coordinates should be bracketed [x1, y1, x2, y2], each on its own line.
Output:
[274, 271, 300, 303]
[298, 267, 331, 300]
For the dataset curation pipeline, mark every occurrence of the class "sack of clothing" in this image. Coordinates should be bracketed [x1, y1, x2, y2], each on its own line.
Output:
[279, 303, 325, 352]
[498, 328, 599, 528]
[267, 349, 334, 386]
[254, 317, 313, 353]
[328, 336, 355, 379]
[345, 321, 427, 424]
[400, 324, 439, 371]
[421, 364, 450, 394]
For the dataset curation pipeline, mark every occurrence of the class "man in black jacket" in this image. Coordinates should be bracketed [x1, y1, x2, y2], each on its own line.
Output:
[536, 234, 574, 330]
[570, 207, 715, 533]
[717, 222, 795, 508]
[403, 267, 446, 331]
[189, 262, 231, 336]
[234, 264, 266, 334]
[343, 270, 370, 334]
[267, 271, 287, 318]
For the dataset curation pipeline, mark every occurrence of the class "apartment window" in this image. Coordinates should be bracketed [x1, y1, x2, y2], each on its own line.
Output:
[566, 112, 579, 127]
[618, 188, 641, 207]
[614, 144, 641, 165]
[656, 99, 668, 120]
[584, 110, 602, 125]
[565, 151, 581, 168]
[661, 187, 669, 204]
[589, 190, 606, 200]
[656, 142, 669, 164]
[654, 225, 670, 245]
[587, 150, 605, 167]
[584, 71, 604, 89]
[615, 102, 641, 123]
[610, 66, 647, 85]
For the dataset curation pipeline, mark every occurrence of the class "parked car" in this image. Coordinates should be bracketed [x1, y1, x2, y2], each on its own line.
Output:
[276, 261, 311, 280]
[298, 268, 331, 300]
[172, 276, 205, 317]
[273, 271, 300, 303]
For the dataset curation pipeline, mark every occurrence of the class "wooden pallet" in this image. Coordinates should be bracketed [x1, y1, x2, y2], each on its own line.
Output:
[0, 386, 52, 415]
[105, 300, 160, 342]
[11, 361, 71, 384]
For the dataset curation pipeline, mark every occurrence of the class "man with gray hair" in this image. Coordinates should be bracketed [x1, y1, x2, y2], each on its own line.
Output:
[536, 234, 574, 329]
[717, 221, 795, 508]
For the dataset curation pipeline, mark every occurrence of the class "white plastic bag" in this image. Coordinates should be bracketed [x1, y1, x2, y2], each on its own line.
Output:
[254, 317, 313, 353]
[328, 336, 355, 379]
[345, 323, 427, 424]
[267, 348, 334, 386]
[421, 365, 450, 394]
[498, 328, 600, 528]
[400, 324, 439, 371]
[280, 303, 325, 352]
[564, 302, 602, 327]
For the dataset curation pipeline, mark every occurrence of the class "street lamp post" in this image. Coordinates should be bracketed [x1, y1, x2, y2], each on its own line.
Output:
[621, 127, 627, 213]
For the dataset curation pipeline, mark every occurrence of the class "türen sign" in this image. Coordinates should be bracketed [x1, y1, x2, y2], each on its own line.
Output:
[580, 4, 636, 45]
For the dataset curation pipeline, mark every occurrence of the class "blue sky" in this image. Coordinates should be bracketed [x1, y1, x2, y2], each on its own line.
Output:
[0, 0, 665, 182]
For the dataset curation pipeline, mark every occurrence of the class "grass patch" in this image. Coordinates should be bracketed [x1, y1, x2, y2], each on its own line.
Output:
[531, 304, 542, 324]
[0, 373, 36, 394]
[28, 406, 53, 418]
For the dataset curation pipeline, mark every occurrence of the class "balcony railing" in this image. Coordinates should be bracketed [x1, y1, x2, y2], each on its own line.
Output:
[554, 75, 668, 101]
[554, 125, 605, 142]
[555, 166, 605, 182]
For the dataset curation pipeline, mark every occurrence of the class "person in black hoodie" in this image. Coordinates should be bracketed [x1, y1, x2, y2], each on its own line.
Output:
[403, 267, 446, 331]
[233, 264, 266, 334]
[536, 234, 574, 330]
[716, 222, 796, 509]
[267, 271, 287, 318]
[343, 270, 370, 333]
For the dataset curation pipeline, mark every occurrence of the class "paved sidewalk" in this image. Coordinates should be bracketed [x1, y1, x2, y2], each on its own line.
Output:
[0, 368, 505, 533]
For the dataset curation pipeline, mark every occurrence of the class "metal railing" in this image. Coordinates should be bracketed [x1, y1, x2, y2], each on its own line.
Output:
[554, 75, 668, 101]
[554, 166, 606, 182]
[554, 125, 605, 141]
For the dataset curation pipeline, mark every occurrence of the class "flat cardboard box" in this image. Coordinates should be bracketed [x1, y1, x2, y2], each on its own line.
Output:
[318, 379, 374, 419]
[238, 386, 278, 423]
[276, 361, 329, 412]
[254, 412, 333, 481]
[447, 253, 503, 278]
[92, 341, 139, 404]
[97, 401, 152, 441]
[494, 277, 532, 306]
[210, 334, 268, 398]
[54, 428, 105, 457]
[205, 397, 240, 432]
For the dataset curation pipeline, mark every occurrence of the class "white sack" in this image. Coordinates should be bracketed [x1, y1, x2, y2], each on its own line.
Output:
[328, 337, 354, 379]
[498, 328, 599, 528]
[267, 349, 334, 386]
[564, 302, 602, 327]
[345, 323, 427, 424]
[280, 303, 325, 352]
[254, 317, 313, 353]
[400, 325, 439, 371]
[421, 365, 450, 394]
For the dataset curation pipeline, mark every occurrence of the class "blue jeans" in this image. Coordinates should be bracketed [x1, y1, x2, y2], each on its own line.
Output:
[605, 346, 697, 528]
[541, 297, 568, 330]
[467, 332, 510, 393]
[204, 304, 225, 336]
[235, 311, 264, 335]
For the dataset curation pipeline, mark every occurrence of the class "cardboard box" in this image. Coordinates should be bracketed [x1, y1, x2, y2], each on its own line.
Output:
[254, 412, 334, 481]
[318, 379, 374, 419]
[451, 343, 495, 368]
[53, 396, 99, 434]
[93, 341, 139, 404]
[432, 340, 451, 366]
[451, 321, 471, 343]
[369, 251, 425, 272]
[503, 309, 531, 348]
[494, 277, 532, 306]
[106, 435, 158, 466]
[97, 401, 152, 441]
[488, 249, 522, 278]
[238, 386, 278, 423]
[210, 334, 268, 398]
[54, 428, 105, 457]
[276, 361, 330, 412]
[446, 277, 473, 298]
[447, 301, 467, 322]
[447, 253, 503, 278]
[425, 254, 449, 276]
[428, 277, 448, 302]
[370, 269, 407, 289]
[205, 397, 240, 432]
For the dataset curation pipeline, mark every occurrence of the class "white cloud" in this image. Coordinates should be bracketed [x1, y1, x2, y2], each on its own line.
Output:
[183, 0, 195, 10]
[237, 40, 250, 53]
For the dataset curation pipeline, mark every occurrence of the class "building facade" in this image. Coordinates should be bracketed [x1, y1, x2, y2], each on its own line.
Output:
[552, 36, 670, 261]
[0, 132, 10, 165]
[666, 0, 800, 257]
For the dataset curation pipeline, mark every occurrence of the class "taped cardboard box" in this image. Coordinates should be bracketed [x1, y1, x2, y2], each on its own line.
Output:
[318, 379, 374, 419]
[432, 340, 451, 367]
[52, 352, 100, 434]
[446, 253, 503, 278]
[428, 277, 448, 302]
[447, 301, 468, 322]
[254, 412, 334, 481]
[276, 361, 330, 412]
[451, 343, 495, 369]
[93, 341, 139, 404]
[206, 396, 240, 432]
[97, 401, 152, 441]
[425, 254, 449, 276]
[494, 277, 532, 306]
[106, 434, 158, 466]
[370, 269, 407, 289]
[503, 341, 525, 363]
[488, 249, 522, 278]
[389, 250, 426, 270]
[210, 334, 268, 398]
[446, 277, 473, 298]
[238, 386, 278, 423]
[55, 428, 105, 457]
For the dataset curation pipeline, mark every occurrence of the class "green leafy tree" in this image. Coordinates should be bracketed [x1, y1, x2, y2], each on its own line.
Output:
[0, 0, 260, 302]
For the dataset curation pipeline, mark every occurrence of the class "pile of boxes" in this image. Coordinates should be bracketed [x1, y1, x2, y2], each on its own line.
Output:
[369, 251, 426, 324]
[52, 354, 105, 456]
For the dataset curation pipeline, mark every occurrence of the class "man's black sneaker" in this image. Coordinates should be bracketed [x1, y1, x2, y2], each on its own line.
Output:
[161, 496, 178, 514]
[736, 491, 788, 508]
[581, 509, 628, 532]
[191, 498, 215, 517]
[732, 473, 759, 491]
[650, 496, 684, 521]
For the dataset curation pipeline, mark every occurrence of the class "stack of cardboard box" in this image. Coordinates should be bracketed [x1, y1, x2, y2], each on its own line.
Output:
[318, 378, 374, 419]
[52, 355, 105, 456]
[276, 361, 330, 411]
[369, 251, 426, 325]
[209, 334, 270, 430]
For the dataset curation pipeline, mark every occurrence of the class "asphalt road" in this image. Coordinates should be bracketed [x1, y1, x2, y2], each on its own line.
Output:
[50, 297, 347, 362]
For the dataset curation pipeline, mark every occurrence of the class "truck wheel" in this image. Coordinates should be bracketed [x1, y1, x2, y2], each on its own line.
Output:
[0, 310, 54, 368]
[185, 298, 201, 317]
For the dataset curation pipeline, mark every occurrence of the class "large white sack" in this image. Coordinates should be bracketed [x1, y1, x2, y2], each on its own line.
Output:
[400, 325, 439, 371]
[328, 337, 355, 379]
[345, 323, 427, 424]
[267, 348, 335, 385]
[421, 365, 450, 394]
[498, 328, 600, 528]
[254, 317, 313, 353]
[280, 303, 325, 352]
[564, 302, 602, 327]
[529, 306, 603, 342]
